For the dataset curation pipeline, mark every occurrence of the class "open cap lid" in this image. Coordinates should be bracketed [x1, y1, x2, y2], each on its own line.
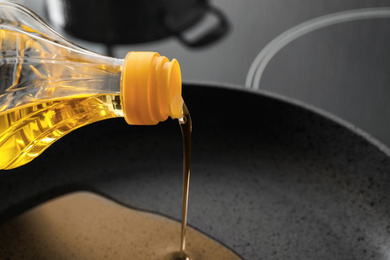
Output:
[120, 52, 183, 125]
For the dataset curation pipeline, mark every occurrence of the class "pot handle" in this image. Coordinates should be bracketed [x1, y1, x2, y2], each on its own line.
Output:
[172, 6, 229, 48]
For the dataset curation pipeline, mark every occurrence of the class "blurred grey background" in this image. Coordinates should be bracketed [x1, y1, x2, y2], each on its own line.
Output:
[15, 0, 390, 148]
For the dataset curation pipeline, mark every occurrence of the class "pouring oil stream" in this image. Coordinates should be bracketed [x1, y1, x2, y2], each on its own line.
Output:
[178, 103, 192, 259]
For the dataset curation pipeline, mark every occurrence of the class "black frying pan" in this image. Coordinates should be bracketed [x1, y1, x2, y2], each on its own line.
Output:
[0, 84, 389, 259]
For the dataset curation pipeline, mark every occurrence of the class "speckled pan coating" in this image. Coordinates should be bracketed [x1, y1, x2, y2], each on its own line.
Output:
[0, 84, 389, 259]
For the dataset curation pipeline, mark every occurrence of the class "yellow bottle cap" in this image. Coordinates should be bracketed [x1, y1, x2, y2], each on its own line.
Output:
[121, 52, 183, 125]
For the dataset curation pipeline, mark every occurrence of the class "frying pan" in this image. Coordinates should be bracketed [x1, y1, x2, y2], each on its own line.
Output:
[0, 84, 389, 259]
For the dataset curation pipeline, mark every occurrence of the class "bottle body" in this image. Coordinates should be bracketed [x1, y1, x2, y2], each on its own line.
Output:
[0, 2, 126, 169]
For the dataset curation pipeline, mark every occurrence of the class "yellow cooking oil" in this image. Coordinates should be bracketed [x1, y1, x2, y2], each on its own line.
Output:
[0, 94, 122, 170]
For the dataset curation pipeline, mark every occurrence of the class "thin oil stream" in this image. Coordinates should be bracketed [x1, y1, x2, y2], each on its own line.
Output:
[178, 103, 192, 260]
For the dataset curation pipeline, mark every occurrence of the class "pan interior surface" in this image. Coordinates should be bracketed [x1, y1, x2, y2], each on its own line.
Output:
[0, 84, 389, 259]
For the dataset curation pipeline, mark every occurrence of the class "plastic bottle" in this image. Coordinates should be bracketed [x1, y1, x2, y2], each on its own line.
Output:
[0, 1, 183, 170]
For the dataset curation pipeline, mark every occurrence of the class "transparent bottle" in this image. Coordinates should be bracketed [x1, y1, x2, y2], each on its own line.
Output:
[0, 1, 183, 170]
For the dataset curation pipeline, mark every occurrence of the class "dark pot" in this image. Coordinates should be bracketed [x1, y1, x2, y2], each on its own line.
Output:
[44, 0, 229, 47]
[0, 84, 389, 259]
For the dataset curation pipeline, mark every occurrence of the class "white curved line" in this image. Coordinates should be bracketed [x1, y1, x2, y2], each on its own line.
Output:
[245, 8, 390, 89]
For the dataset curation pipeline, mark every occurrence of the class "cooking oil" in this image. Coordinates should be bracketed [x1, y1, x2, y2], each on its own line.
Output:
[0, 94, 122, 169]
[0, 192, 242, 260]
[179, 104, 192, 257]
